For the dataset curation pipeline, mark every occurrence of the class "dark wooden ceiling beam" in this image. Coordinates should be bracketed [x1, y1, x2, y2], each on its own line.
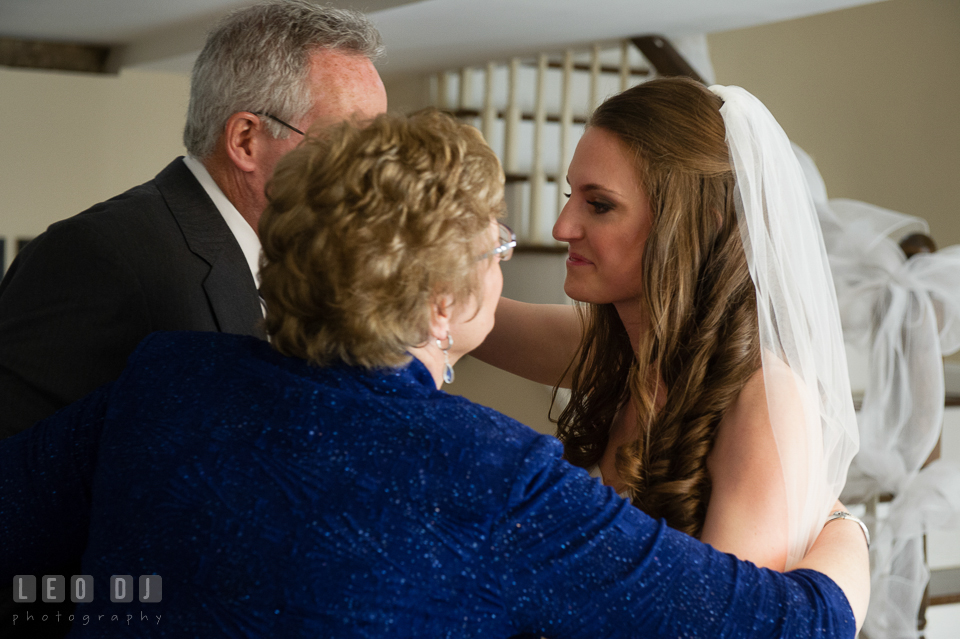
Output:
[0, 38, 117, 74]
[631, 35, 704, 84]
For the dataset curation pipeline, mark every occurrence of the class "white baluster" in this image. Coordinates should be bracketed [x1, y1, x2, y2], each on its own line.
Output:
[503, 58, 522, 239]
[557, 49, 574, 226]
[530, 54, 548, 244]
[458, 67, 473, 111]
[589, 44, 601, 114]
[619, 40, 630, 92]
[481, 62, 496, 142]
[435, 71, 448, 110]
[503, 58, 520, 175]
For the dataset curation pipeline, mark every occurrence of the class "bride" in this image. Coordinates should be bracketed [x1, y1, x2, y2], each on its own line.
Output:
[474, 77, 861, 570]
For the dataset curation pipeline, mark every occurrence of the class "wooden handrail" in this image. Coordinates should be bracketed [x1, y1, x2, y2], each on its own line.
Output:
[631, 35, 704, 83]
[900, 232, 937, 257]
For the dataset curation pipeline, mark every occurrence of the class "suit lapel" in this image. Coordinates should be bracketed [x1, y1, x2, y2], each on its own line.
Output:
[155, 158, 266, 339]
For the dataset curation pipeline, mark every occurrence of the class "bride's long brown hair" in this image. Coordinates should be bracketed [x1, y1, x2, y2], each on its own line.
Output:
[555, 77, 761, 538]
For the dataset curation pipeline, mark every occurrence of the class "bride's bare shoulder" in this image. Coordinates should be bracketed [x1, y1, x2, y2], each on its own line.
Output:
[714, 356, 806, 446]
[711, 367, 774, 460]
[701, 364, 789, 570]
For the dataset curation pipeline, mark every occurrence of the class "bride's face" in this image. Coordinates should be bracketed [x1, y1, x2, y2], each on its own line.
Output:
[553, 127, 653, 309]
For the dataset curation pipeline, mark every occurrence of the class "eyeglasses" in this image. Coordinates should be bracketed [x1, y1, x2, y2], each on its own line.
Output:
[253, 111, 305, 136]
[477, 222, 517, 262]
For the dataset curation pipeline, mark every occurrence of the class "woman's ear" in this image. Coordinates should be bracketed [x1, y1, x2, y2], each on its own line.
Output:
[428, 294, 455, 343]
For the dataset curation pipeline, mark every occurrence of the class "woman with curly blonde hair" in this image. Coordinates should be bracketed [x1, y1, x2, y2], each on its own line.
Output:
[475, 77, 861, 572]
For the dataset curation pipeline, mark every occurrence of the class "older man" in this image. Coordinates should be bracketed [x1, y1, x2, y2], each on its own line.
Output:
[0, 0, 387, 438]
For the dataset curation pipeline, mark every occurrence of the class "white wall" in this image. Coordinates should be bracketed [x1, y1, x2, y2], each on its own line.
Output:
[0, 66, 190, 273]
[708, 0, 960, 248]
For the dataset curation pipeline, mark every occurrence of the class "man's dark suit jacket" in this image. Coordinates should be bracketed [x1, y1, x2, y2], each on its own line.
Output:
[0, 157, 266, 439]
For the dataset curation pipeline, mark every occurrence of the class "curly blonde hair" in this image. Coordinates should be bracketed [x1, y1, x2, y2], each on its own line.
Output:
[259, 109, 504, 369]
[556, 78, 761, 538]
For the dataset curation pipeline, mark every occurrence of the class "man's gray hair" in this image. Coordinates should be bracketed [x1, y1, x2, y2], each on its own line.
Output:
[183, 0, 384, 159]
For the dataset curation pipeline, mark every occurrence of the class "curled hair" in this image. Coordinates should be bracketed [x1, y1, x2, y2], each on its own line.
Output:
[259, 110, 505, 369]
[556, 77, 761, 538]
[183, 0, 384, 158]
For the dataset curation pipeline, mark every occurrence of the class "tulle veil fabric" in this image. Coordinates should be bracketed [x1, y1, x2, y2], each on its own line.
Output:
[794, 145, 960, 639]
[710, 85, 860, 568]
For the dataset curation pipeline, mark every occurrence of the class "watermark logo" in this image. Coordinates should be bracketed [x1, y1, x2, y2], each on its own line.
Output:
[11, 575, 162, 628]
[12, 575, 161, 603]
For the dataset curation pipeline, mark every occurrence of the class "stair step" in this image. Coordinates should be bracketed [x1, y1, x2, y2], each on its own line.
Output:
[505, 173, 559, 184]
[930, 567, 960, 606]
[539, 59, 652, 77]
[450, 108, 589, 126]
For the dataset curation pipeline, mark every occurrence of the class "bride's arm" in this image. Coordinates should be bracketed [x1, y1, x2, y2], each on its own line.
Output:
[699, 364, 866, 609]
[471, 297, 583, 388]
[699, 368, 791, 571]
[699, 381, 870, 630]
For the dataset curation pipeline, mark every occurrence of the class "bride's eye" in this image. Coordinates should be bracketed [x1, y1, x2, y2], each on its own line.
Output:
[588, 200, 612, 214]
[563, 192, 571, 198]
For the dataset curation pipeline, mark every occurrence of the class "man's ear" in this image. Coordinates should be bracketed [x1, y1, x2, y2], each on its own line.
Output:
[222, 111, 262, 174]
[428, 294, 455, 343]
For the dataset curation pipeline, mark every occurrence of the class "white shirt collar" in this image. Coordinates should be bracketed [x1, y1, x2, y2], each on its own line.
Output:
[182, 155, 262, 289]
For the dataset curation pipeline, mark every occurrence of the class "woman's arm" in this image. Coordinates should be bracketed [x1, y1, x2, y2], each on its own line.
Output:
[497, 435, 865, 638]
[471, 297, 583, 388]
[0, 384, 110, 577]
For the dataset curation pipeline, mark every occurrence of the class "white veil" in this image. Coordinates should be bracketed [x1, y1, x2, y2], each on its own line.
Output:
[710, 85, 861, 568]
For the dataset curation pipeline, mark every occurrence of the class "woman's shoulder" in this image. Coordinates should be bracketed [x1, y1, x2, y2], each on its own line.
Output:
[105, 332, 294, 415]
[433, 391, 558, 456]
[129, 330, 267, 362]
[413, 391, 567, 482]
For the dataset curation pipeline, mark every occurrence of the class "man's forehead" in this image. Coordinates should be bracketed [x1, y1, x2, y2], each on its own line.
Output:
[305, 48, 387, 124]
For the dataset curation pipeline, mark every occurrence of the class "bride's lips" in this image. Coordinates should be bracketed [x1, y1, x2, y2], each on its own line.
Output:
[566, 251, 593, 266]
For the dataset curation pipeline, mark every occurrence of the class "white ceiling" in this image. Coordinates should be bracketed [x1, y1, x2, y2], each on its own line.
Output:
[0, 0, 884, 79]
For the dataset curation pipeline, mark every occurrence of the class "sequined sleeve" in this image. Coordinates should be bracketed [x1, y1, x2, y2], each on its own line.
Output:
[492, 436, 857, 639]
[0, 383, 110, 577]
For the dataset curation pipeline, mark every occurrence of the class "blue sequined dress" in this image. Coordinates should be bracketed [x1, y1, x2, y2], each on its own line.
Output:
[0, 332, 856, 638]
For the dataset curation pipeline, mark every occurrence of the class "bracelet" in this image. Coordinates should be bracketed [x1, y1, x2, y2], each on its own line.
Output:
[825, 510, 870, 549]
